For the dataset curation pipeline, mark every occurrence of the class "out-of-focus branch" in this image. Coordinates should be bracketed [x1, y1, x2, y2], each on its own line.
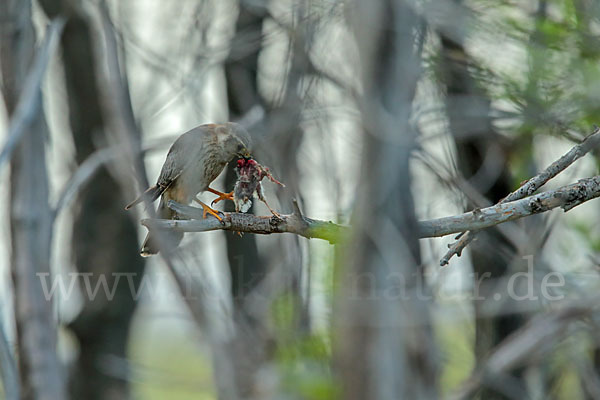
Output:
[441, 125, 600, 265]
[2, 10, 68, 399]
[338, 0, 435, 397]
[52, 132, 191, 220]
[0, 18, 65, 170]
[139, 175, 600, 244]
[96, 7, 241, 399]
[450, 297, 596, 400]
[32, 2, 147, 398]
[52, 147, 114, 218]
[0, 321, 19, 400]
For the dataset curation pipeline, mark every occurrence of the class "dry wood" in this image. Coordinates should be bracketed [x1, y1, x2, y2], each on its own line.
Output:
[140, 175, 600, 245]
[440, 126, 600, 265]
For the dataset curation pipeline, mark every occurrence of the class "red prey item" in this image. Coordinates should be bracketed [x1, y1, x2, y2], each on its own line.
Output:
[233, 158, 284, 216]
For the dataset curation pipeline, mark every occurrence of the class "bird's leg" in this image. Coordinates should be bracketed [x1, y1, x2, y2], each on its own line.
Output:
[256, 183, 281, 218]
[194, 198, 223, 221]
[263, 201, 281, 218]
[208, 187, 234, 206]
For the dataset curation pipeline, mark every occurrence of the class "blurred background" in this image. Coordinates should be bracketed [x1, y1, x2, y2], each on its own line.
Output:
[2, 0, 600, 399]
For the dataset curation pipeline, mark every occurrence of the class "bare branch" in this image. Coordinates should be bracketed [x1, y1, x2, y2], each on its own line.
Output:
[419, 175, 600, 237]
[0, 18, 65, 170]
[140, 175, 600, 244]
[142, 200, 347, 244]
[441, 125, 600, 265]
[52, 146, 114, 218]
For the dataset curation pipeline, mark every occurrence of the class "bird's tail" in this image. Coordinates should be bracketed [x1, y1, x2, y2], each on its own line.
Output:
[140, 199, 184, 256]
[125, 185, 162, 210]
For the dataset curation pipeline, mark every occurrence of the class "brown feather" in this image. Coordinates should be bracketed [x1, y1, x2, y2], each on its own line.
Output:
[127, 122, 252, 255]
[124, 185, 163, 210]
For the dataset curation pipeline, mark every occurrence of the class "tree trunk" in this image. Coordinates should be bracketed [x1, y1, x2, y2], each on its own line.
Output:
[221, 3, 272, 397]
[0, 1, 66, 399]
[221, 2, 309, 396]
[335, 1, 437, 398]
[36, 3, 145, 399]
[439, 30, 525, 400]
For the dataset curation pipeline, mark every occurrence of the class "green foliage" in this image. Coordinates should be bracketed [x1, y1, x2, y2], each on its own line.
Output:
[547, 330, 591, 399]
[270, 293, 339, 399]
[436, 313, 475, 395]
[276, 334, 339, 400]
[466, 0, 600, 138]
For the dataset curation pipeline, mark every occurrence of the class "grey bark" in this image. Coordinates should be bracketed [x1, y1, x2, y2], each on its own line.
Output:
[334, 1, 437, 399]
[35, 2, 146, 399]
[222, 3, 272, 397]
[0, 319, 19, 400]
[419, 175, 600, 236]
[147, 199, 344, 242]
[143, 174, 600, 241]
[0, 2, 67, 399]
[216, 1, 311, 396]
[442, 126, 600, 265]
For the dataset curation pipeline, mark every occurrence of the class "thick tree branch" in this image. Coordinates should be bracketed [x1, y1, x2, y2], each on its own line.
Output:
[140, 175, 600, 244]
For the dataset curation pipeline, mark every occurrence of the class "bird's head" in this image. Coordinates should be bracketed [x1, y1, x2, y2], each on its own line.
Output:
[217, 122, 252, 160]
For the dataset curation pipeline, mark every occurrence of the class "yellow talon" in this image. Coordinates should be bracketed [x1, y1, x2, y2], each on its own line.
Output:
[207, 187, 234, 206]
[194, 198, 223, 221]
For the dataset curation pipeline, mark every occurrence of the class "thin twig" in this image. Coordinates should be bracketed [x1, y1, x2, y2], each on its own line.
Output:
[0, 18, 65, 170]
[441, 125, 600, 266]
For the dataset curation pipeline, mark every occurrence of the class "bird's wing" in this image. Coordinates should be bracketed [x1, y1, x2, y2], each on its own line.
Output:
[124, 185, 162, 209]
[155, 126, 214, 192]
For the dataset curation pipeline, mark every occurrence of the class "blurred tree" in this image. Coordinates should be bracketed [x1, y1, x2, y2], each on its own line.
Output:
[221, 1, 308, 395]
[37, 2, 145, 399]
[439, 31, 525, 399]
[335, 1, 437, 398]
[224, 1, 265, 312]
[221, 2, 271, 396]
[0, 0, 66, 398]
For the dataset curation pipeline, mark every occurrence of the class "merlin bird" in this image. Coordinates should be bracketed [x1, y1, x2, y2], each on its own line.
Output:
[125, 122, 251, 256]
